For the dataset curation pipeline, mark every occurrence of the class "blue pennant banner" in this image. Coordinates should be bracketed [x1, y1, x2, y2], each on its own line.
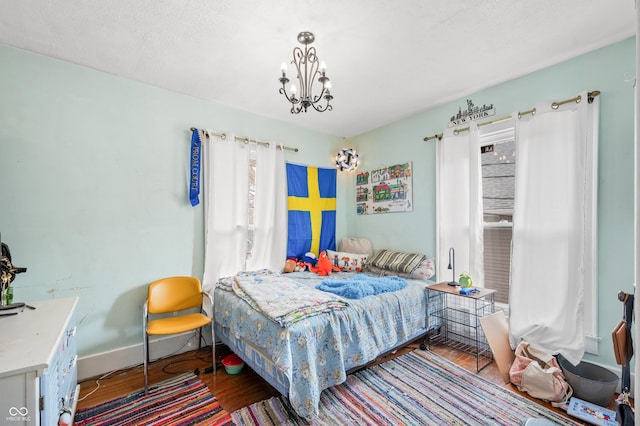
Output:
[189, 129, 202, 207]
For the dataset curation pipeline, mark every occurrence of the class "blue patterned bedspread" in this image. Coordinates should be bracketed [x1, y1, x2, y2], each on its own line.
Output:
[222, 270, 349, 327]
[213, 270, 433, 419]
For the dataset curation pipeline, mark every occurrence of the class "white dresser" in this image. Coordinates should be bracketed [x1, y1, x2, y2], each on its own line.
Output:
[0, 297, 79, 425]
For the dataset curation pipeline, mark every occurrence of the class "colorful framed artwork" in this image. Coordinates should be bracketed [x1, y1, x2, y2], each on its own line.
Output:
[356, 162, 413, 215]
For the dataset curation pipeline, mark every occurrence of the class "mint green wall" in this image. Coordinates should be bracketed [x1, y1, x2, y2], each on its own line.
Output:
[346, 37, 636, 369]
[1, 37, 635, 370]
[0, 44, 342, 357]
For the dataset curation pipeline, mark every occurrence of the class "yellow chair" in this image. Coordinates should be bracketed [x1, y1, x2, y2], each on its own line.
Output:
[143, 276, 215, 394]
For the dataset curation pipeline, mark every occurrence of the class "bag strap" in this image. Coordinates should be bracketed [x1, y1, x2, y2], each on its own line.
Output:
[621, 294, 634, 393]
[521, 344, 555, 370]
[521, 345, 544, 368]
[551, 384, 573, 408]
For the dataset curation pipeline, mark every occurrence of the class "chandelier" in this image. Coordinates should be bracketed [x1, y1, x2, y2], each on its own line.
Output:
[279, 31, 333, 113]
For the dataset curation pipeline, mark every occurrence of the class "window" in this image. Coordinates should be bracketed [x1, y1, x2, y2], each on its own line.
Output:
[246, 149, 257, 259]
[480, 126, 515, 305]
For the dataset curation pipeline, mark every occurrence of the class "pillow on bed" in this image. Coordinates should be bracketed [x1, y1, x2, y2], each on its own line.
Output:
[367, 258, 435, 281]
[368, 249, 426, 273]
[326, 249, 368, 272]
[338, 237, 373, 257]
[402, 258, 435, 280]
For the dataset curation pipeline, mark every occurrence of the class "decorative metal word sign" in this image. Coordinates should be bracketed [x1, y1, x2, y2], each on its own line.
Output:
[448, 99, 495, 128]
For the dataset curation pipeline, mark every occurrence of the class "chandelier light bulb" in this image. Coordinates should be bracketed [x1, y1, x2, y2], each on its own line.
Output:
[281, 62, 287, 73]
[290, 84, 297, 94]
[320, 61, 327, 72]
[324, 81, 332, 90]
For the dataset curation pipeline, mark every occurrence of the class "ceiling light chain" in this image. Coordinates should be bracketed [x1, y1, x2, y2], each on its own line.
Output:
[279, 31, 333, 114]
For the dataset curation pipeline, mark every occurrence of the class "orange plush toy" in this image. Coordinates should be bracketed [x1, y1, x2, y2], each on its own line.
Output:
[309, 251, 341, 276]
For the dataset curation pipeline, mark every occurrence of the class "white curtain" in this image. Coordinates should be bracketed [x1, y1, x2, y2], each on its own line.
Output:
[201, 131, 287, 290]
[509, 91, 599, 365]
[436, 123, 484, 288]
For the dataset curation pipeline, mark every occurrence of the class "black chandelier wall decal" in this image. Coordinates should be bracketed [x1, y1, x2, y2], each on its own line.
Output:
[279, 31, 333, 114]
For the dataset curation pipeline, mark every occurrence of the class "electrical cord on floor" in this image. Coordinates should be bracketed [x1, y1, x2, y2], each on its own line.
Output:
[80, 342, 227, 403]
[77, 365, 142, 402]
[161, 358, 199, 375]
[80, 337, 204, 402]
[162, 344, 221, 375]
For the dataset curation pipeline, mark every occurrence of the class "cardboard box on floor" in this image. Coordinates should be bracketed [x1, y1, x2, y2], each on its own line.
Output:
[479, 311, 515, 384]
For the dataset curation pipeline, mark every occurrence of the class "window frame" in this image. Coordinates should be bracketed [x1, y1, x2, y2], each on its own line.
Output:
[479, 125, 515, 312]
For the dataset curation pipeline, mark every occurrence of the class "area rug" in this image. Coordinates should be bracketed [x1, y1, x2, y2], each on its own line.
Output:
[232, 350, 579, 425]
[75, 372, 233, 426]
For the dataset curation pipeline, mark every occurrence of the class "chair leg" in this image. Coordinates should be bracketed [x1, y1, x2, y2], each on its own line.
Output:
[143, 332, 149, 395]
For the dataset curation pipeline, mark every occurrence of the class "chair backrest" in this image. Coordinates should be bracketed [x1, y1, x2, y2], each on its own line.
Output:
[147, 276, 203, 314]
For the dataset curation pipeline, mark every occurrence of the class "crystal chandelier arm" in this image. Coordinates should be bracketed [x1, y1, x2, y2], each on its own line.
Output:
[292, 46, 320, 103]
[311, 83, 333, 112]
[292, 47, 306, 101]
[311, 99, 333, 112]
[278, 84, 299, 104]
[279, 67, 302, 108]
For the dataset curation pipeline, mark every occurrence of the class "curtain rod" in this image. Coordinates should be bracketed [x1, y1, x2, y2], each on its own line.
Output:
[423, 90, 600, 142]
[190, 128, 299, 152]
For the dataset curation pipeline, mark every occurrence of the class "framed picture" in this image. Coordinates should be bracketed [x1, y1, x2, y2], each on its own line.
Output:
[356, 162, 413, 215]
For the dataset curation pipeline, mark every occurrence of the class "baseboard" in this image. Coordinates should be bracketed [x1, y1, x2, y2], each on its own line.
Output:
[584, 334, 600, 355]
[77, 331, 202, 381]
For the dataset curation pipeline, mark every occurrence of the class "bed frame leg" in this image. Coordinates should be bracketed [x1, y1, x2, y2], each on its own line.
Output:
[420, 338, 428, 351]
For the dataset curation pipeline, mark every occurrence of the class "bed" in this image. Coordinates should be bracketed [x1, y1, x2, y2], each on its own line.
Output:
[208, 266, 441, 419]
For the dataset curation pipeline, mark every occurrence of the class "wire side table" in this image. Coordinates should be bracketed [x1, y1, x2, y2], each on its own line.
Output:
[426, 282, 495, 371]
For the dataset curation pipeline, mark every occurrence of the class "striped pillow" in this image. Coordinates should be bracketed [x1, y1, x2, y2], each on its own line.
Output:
[369, 249, 426, 273]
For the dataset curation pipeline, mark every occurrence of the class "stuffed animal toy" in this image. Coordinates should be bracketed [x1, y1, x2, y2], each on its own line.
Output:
[301, 252, 317, 266]
[309, 251, 341, 276]
[299, 252, 317, 271]
[283, 258, 297, 273]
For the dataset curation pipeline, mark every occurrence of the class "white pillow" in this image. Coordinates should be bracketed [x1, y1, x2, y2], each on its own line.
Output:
[405, 258, 435, 280]
[338, 238, 373, 257]
[366, 258, 435, 281]
[326, 249, 369, 272]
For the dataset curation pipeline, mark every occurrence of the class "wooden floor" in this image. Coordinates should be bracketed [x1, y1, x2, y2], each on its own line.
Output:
[76, 341, 609, 423]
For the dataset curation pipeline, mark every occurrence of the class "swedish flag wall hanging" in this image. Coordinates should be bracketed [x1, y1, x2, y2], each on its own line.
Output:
[286, 163, 337, 259]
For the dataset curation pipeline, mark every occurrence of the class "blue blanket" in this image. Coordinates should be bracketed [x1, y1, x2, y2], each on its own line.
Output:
[316, 274, 407, 299]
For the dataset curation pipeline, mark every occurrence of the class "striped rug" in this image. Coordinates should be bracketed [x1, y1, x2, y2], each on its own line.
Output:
[75, 372, 233, 426]
[232, 350, 579, 425]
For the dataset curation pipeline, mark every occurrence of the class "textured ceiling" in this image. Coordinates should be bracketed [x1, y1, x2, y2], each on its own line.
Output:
[0, 0, 635, 138]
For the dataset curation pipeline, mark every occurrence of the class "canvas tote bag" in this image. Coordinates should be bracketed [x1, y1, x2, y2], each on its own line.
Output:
[509, 341, 573, 407]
